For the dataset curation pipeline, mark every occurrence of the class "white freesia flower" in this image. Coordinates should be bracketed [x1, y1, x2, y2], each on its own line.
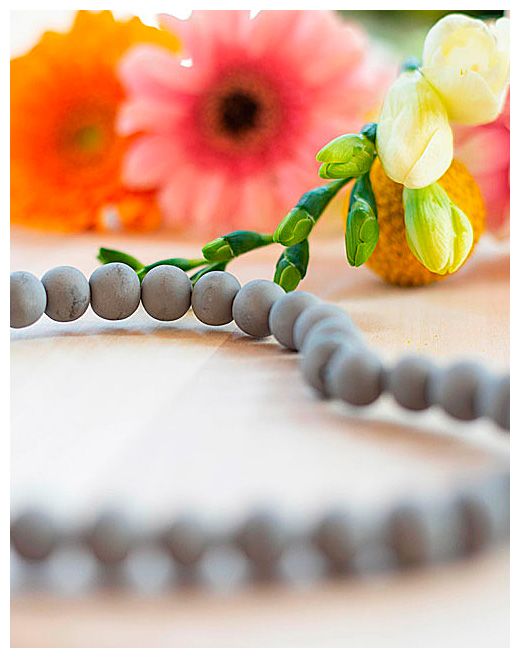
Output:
[422, 14, 510, 125]
[376, 70, 453, 189]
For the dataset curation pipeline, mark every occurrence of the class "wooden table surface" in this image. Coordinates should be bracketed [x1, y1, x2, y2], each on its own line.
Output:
[10, 228, 510, 648]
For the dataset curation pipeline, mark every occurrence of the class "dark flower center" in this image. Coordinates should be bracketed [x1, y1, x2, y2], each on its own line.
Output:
[218, 91, 260, 136]
[199, 71, 282, 157]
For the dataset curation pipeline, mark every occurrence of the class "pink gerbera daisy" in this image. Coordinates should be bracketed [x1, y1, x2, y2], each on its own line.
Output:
[118, 10, 393, 234]
[454, 92, 510, 238]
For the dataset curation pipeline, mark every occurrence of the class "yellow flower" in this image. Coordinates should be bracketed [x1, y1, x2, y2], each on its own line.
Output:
[422, 14, 510, 125]
[376, 70, 452, 189]
[345, 158, 485, 287]
[403, 183, 473, 275]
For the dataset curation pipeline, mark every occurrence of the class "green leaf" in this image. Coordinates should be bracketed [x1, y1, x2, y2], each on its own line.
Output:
[97, 248, 144, 271]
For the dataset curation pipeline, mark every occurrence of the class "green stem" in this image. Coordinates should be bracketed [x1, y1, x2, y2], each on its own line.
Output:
[297, 177, 351, 218]
[274, 177, 352, 246]
[97, 168, 351, 291]
[137, 257, 208, 281]
[190, 261, 229, 284]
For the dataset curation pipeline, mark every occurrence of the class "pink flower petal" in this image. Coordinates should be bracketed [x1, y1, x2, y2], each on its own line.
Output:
[160, 11, 253, 61]
[119, 44, 205, 101]
[118, 10, 393, 233]
[456, 125, 510, 176]
[247, 11, 309, 58]
[477, 170, 510, 234]
[122, 136, 180, 189]
[117, 98, 184, 136]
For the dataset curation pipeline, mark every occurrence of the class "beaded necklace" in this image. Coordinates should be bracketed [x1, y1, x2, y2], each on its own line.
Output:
[10, 263, 510, 590]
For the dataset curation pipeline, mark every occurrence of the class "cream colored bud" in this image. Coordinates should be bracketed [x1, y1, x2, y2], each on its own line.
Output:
[422, 14, 510, 125]
[376, 70, 453, 189]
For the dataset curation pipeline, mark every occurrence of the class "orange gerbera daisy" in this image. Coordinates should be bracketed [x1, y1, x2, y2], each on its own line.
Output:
[10, 11, 180, 232]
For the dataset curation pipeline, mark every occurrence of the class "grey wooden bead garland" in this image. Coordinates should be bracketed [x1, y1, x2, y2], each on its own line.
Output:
[10, 269, 510, 428]
[11, 468, 509, 591]
[10, 268, 510, 589]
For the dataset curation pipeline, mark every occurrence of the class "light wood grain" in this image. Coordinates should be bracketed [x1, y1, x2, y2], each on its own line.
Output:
[11, 228, 510, 648]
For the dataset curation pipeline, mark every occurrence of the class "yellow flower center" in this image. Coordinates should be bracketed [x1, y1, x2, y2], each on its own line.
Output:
[72, 124, 106, 154]
[56, 104, 115, 167]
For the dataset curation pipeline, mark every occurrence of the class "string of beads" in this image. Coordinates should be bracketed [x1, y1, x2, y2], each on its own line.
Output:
[10, 263, 510, 430]
[11, 262, 510, 589]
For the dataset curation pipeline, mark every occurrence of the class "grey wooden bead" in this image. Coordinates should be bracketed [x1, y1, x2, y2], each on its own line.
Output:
[302, 315, 361, 355]
[161, 518, 208, 567]
[437, 361, 490, 421]
[192, 271, 241, 326]
[487, 374, 510, 430]
[455, 471, 510, 554]
[234, 512, 287, 567]
[268, 290, 318, 350]
[389, 498, 463, 565]
[85, 513, 132, 565]
[456, 493, 494, 554]
[293, 303, 349, 351]
[11, 510, 56, 561]
[388, 355, 438, 411]
[141, 265, 192, 321]
[89, 263, 140, 320]
[325, 346, 384, 405]
[386, 505, 427, 568]
[41, 265, 90, 322]
[10, 271, 47, 328]
[312, 511, 357, 572]
[232, 279, 285, 337]
[301, 335, 355, 396]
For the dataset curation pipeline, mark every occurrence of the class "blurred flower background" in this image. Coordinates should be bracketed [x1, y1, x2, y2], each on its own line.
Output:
[10, 9, 508, 238]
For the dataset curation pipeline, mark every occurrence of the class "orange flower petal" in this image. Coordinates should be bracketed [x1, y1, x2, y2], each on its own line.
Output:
[11, 10, 180, 233]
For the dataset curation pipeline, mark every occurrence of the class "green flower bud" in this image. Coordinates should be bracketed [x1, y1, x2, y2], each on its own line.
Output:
[273, 207, 315, 247]
[273, 178, 350, 247]
[273, 240, 309, 292]
[346, 199, 379, 267]
[403, 183, 473, 275]
[317, 133, 375, 164]
[345, 173, 379, 267]
[318, 160, 372, 180]
[316, 133, 375, 179]
[201, 237, 234, 261]
[202, 231, 272, 261]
